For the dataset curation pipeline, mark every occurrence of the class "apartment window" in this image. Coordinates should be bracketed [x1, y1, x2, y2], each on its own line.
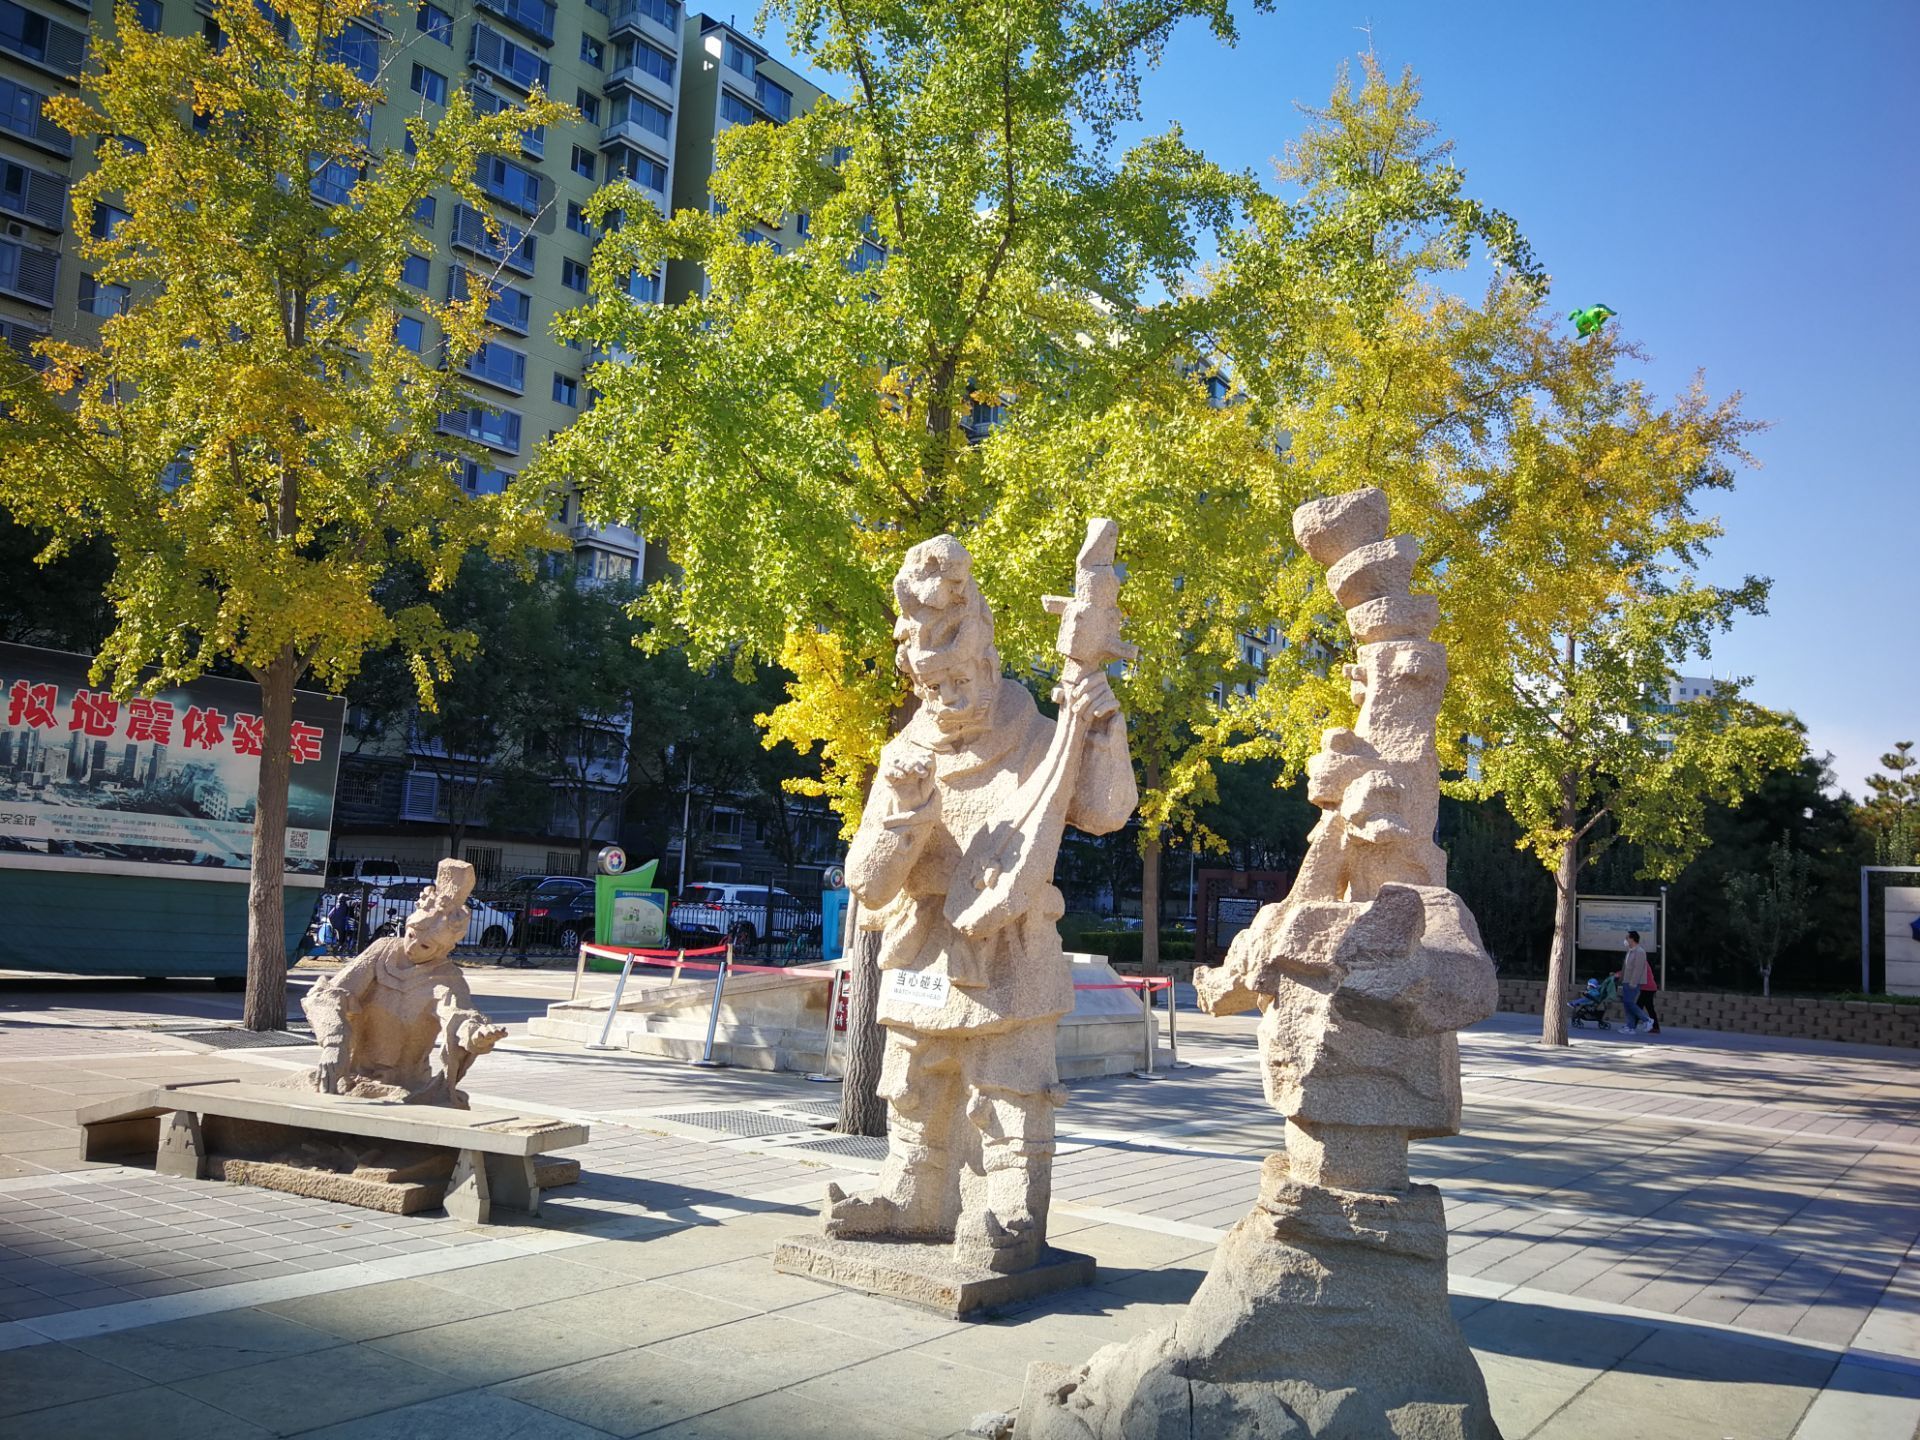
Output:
[476, 0, 556, 45]
[451, 203, 535, 276]
[754, 76, 791, 122]
[394, 314, 425, 352]
[626, 268, 658, 302]
[0, 235, 58, 306]
[576, 89, 599, 124]
[0, 76, 68, 156]
[414, 194, 436, 226]
[77, 274, 129, 316]
[719, 92, 756, 128]
[476, 153, 540, 214]
[457, 458, 509, 494]
[721, 35, 755, 81]
[0, 1, 88, 77]
[570, 145, 595, 180]
[409, 63, 447, 104]
[471, 24, 551, 93]
[561, 257, 588, 292]
[401, 254, 430, 288]
[629, 0, 677, 28]
[449, 265, 532, 333]
[552, 373, 579, 406]
[617, 37, 673, 83]
[135, 0, 162, 29]
[795, 210, 810, 237]
[609, 91, 669, 139]
[416, 1, 451, 43]
[0, 158, 65, 230]
[309, 156, 358, 206]
[91, 203, 130, 240]
[441, 405, 522, 453]
[579, 33, 603, 68]
[742, 229, 782, 254]
[465, 340, 527, 393]
[606, 145, 666, 193]
[566, 201, 593, 235]
[327, 22, 380, 83]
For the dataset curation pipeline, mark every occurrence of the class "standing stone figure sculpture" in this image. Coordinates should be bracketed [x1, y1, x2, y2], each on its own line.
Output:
[303, 858, 507, 1108]
[1021, 488, 1501, 1439]
[777, 521, 1137, 1305]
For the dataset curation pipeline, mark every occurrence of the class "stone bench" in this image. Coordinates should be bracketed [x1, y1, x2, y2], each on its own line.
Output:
[77, 1080, 590, 1225]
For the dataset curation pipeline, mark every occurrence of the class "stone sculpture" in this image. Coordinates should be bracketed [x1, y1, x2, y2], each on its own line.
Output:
[775, 521, 1138, 1313]
[1020, 487, 1501, 1439]
[302, 858, 507, 1108]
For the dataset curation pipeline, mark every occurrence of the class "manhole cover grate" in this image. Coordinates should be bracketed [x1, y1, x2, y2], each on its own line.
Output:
[169, 1028, 316, 1049]
[785, 1099, 845, 1119]
[656, 1109, 817, 1138]
[789, 1134, 890, 1161]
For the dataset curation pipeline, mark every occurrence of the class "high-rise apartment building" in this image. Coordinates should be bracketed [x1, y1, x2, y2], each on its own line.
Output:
[1, 0, 816, 585]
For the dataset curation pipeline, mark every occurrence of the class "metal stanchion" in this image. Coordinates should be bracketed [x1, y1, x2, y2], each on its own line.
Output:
[1166, 977, 1190, 1069]
[588, 951, 634, 1050]
[1130, 980, 1159, 1079]
[692, 943, 732, 1068]
[805, 968, 842, 1083]
[671, 948, 686, 984]
[569, 941, 590, 1001]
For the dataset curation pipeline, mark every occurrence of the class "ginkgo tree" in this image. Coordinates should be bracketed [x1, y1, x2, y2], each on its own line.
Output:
[0, 0, 564, 1029]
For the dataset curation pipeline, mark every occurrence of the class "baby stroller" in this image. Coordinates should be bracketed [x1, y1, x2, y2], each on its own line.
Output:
[1568, 974, 1618, 1030]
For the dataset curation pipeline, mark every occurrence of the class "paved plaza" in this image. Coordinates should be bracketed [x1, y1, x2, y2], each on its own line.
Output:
[2, 967, 1919, 1438]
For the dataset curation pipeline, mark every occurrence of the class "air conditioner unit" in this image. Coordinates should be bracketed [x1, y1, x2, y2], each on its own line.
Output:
[472, 71, 496, 90]
[3, 223, 23, 240]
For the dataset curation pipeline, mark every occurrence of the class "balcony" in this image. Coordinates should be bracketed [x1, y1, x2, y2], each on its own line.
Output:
[0, 158, 66, 231]
[469, 24, 550, 95]
[0, 1, 87, 78]
[448, 266, 532, 335]
[461, 340, 527, 395]
[0, 235, 58, 307]
[0, 316, 47, 369]
[475, 154, 541, 216]
[0, 77, 71, 157]
[449, 203, 535, 277]
[473, 0, 554, 47]
[439, 404, 523, 454]
[608, 0, 677, 45]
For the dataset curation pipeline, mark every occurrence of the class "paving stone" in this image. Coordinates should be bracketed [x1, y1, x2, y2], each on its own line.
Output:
[261, 1278, 519, 1342]
[515, 1281, 759, 1348]
[68, 1307, 343, 1381]
[0, 1381, 274, 1439]
[297, 1388, 617, 1440]
[786, 1348, 1016, 1439]
[496, 1345, 776, 1437]
[174, 1343, 469, 1436]
[0, 1342, 145, 1417]
[366, 1308, 632, 1385]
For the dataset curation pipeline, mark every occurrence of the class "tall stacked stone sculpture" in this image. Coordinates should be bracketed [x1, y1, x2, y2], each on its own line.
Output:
[775, 521, 1138, 1314]
[1020, 488, 1501, 1438]
[303, 858, 507, 1108]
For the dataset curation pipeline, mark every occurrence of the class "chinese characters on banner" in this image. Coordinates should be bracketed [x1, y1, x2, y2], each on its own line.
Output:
[0, 643, 345, 886]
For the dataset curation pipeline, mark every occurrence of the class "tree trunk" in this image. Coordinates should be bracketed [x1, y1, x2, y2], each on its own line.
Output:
[1761, 965, 1771, 1000]
[838, 922, 887, 1136]
[245, 646, 296, 1031]
[1541, 829, 1579, 1047]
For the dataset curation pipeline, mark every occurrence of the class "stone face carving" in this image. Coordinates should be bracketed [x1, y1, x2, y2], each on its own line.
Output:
[815, 523, 1138, 1278]
[1020, 488, 1501, 1439]
[302, 859, 507, 1108]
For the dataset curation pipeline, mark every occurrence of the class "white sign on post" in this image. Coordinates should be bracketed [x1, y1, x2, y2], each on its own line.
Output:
[1575, 897, 1661, 952]
[1885, 887, 1920, 997]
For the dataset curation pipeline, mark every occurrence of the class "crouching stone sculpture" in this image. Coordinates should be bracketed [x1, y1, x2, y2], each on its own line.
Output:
[1020, 487, 1501, 1439]
[775, 521, 1138, 1314]
[303, 858, 507, 1108]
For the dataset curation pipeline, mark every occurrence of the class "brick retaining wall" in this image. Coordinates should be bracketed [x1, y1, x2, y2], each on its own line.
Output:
[1498, 977, 1920, 1049]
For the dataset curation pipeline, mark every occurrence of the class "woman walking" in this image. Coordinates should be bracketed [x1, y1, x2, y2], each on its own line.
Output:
[1621, 930, 1656, 1035]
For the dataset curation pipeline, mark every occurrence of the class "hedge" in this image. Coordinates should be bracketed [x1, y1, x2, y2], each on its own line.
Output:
[1072, 930, 1195, 966]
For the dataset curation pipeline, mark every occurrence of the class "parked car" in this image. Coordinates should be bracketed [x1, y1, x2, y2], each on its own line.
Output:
[669, 882, 819, 949]
[358, 879, 518, 950]
[499, 874, 597, 951]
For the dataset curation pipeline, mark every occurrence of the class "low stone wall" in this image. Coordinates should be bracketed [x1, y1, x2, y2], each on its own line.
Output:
[1497, 977, 1920, 1049]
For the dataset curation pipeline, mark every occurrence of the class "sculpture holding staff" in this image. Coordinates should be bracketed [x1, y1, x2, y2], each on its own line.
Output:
[819, 521, 1138, 1277]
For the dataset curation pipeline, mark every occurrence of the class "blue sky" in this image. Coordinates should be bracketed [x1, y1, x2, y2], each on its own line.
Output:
[1128, 1, 1919, 798]
[756, 1, 1918, 797]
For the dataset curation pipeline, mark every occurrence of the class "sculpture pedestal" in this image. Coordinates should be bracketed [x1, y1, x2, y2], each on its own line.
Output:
[775, 1233, 1095, 1319]
[1018, 1158, 1498, 1439]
